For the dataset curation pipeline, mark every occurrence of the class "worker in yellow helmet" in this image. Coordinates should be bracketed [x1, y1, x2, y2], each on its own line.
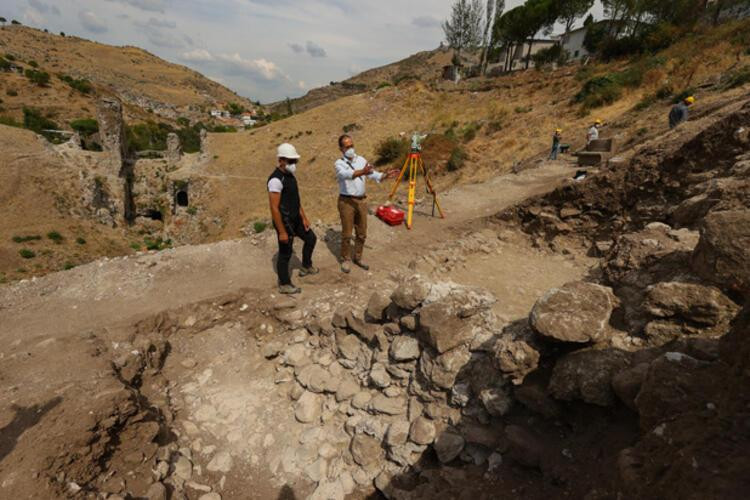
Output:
[587, 119, 602, 144]
[669, 96, 695, 129]
[549, 128, 563, 160]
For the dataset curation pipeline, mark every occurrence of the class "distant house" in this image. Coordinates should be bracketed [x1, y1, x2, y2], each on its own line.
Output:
[560, 26, 590, 61]
[210, 109, 223, 118]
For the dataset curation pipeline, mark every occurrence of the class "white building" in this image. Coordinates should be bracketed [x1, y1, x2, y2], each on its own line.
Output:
[560, 26, 590, 61]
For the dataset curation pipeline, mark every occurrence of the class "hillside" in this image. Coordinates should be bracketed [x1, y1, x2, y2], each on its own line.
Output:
[270, 48, 454, 114]
[0, 25, 255, 126]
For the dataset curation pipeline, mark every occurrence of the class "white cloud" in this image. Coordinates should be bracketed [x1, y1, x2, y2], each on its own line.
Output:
[215, 53, 287, 81]
[79, 11, 108, 33]
[181, 48, 214, 62]
[146, 17, 176, 29]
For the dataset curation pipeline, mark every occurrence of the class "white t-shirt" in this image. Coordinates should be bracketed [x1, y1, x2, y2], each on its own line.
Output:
[268, 177, 283, 193]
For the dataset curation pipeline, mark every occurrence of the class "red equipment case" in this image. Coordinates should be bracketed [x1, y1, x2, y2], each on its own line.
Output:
[376, 205, 405, 226]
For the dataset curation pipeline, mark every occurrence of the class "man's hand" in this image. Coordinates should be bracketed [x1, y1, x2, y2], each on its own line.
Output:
[279, 231, 289, 244]
[363, 164, 374, 175]
[385, 169, 400, 179]
[302, 216, 311, 232]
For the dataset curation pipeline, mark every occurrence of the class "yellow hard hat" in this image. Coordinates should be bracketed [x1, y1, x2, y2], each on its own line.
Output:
[556, 128, 562, 133]
[595, 119, 603, 125]
[685, 96, 695, 105]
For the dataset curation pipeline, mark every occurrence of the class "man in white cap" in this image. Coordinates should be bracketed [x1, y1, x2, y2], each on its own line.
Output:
[268, 143, 318, 294]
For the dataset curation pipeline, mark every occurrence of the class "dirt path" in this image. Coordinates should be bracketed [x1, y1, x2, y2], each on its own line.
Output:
[0, 162, 577, 343]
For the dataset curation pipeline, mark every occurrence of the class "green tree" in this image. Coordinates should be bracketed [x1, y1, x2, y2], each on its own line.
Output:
[25, 69, 50, 86]
[0, 17, 6, 25]
[496, 0, 557, 70]
[443, 0, 485, 59]
[226, 102, 245, 115]
[11, 20, 20, 25]
[558, 0, 595, 35]
[70, 118, 99, 136]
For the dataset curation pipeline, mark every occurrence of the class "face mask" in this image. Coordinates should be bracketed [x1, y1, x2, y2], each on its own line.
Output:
[344, 148, 356, 160]
[285, 163, 297, 175]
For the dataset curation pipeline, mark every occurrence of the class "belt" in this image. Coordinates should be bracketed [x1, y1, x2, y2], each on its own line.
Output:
[339, 194, 367, 200]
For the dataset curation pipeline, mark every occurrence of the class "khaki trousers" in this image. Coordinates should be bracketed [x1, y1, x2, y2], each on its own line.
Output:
[338, 196, 368, 262]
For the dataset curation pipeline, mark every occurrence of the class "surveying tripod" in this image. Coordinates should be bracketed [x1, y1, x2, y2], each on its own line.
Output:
[387, 133, 445, 230]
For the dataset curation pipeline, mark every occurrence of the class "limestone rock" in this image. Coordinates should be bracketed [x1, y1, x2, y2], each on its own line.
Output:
[173, 456, 193, 480]
[295, 391, 322, 423]
[352, 391, 373, 410]
[423, 282, 497, 318]
[146, 482, 167, 500]
[418, 302, 475, 353]
[385, 421, 410, 448]
[450, 382, 471, 407]
[336, 333, 363, 361]
[645, 282, 740, 327]
[493, 337, 540, 385]
[370, 394, 407, 416]
[335, 377, 360, 402]
[530, 281, 619, 343]
[366, 290, 392, 323]
[369, 363, 392, 389]
[391, 275, 432, 310]
[692, 210, 750, 292]
[389, 336, 421, 362]
[206, 451, 233, 473]
[350, 434, 384, 466]
[347, 312, 377, 343]
[419, 346, 471, 390]
[549, 348, 632, 406]
[434, 431, 465, 464]
[296, 364, 335, 394]
[409, 417, 436, 445]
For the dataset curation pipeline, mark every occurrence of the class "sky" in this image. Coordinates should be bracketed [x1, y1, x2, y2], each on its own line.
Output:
[2, 0, 603, 103]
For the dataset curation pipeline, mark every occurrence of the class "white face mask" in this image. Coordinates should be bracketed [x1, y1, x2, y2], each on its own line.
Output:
[285, 163, 297, 175]
[344, 148, 356, 160]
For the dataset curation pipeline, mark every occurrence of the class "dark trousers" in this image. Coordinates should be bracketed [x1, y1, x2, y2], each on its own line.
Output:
[275, 217, 316, 286]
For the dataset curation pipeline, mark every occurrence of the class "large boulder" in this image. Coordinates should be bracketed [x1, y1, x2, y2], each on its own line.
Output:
[691, 210, 750, 295]
[548, 348, 632, 406]
[645, 282, 739, 327]
[530, 282, 619, 344]
[418, 302, 476, 353]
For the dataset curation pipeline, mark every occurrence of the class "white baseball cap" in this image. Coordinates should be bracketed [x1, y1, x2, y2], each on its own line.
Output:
[277, 143, 301, 159]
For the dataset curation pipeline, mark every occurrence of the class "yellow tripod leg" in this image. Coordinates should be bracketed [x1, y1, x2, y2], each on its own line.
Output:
[407, 155, 417, 229]
[388, 154, 411, 200]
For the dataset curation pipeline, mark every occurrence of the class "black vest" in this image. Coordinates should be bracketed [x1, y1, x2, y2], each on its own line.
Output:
[268, 168, 301, 222]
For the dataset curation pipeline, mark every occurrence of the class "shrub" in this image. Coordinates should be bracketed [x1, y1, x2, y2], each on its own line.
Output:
[47, 231, 63, 243]
[446, 146, 466, 172]
[70, 118, 99, 136]
[6, 88, 18, 96]
[211, 125, 237, 133]
[177, 117, 190, 127]
[12, 235, 41, 243]
[23, 107, 61, 142]
[76, 237, 86, 245]
[342, 123, 360, 133]
[144, 236, 171, 251]
[126, 121, 173, 151]
[634, 94, 657, 111]
[655, 85, 674, 100]
[28, 60, 38, 68]
[187, 206, 198, 215]
[0, 57, 11, 72]
[575, 75, 622, 109]
[25, 69, 50, 86]
[514, 105, 533, 114]
[392, 74, 419, 85]
[375, 136, 409, 166]
[4, 54, 16, 61]
[377, 82, 392, 89]
[532, 45, 568, 70]
[253, 221, 268, 233]
[64, 262, 76, 270]
[461, 122, 482, 143]
[130, 242, 141, 251]
[19, 248, 36, 259]
[226, 102, 245, 115]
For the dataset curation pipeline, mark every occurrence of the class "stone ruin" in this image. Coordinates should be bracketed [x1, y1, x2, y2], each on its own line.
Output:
[96, 97, 128, 177]
[167, 132, 182, 168]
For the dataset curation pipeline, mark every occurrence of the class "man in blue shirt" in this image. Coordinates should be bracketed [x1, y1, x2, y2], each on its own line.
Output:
[334, 134, 397, 273]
